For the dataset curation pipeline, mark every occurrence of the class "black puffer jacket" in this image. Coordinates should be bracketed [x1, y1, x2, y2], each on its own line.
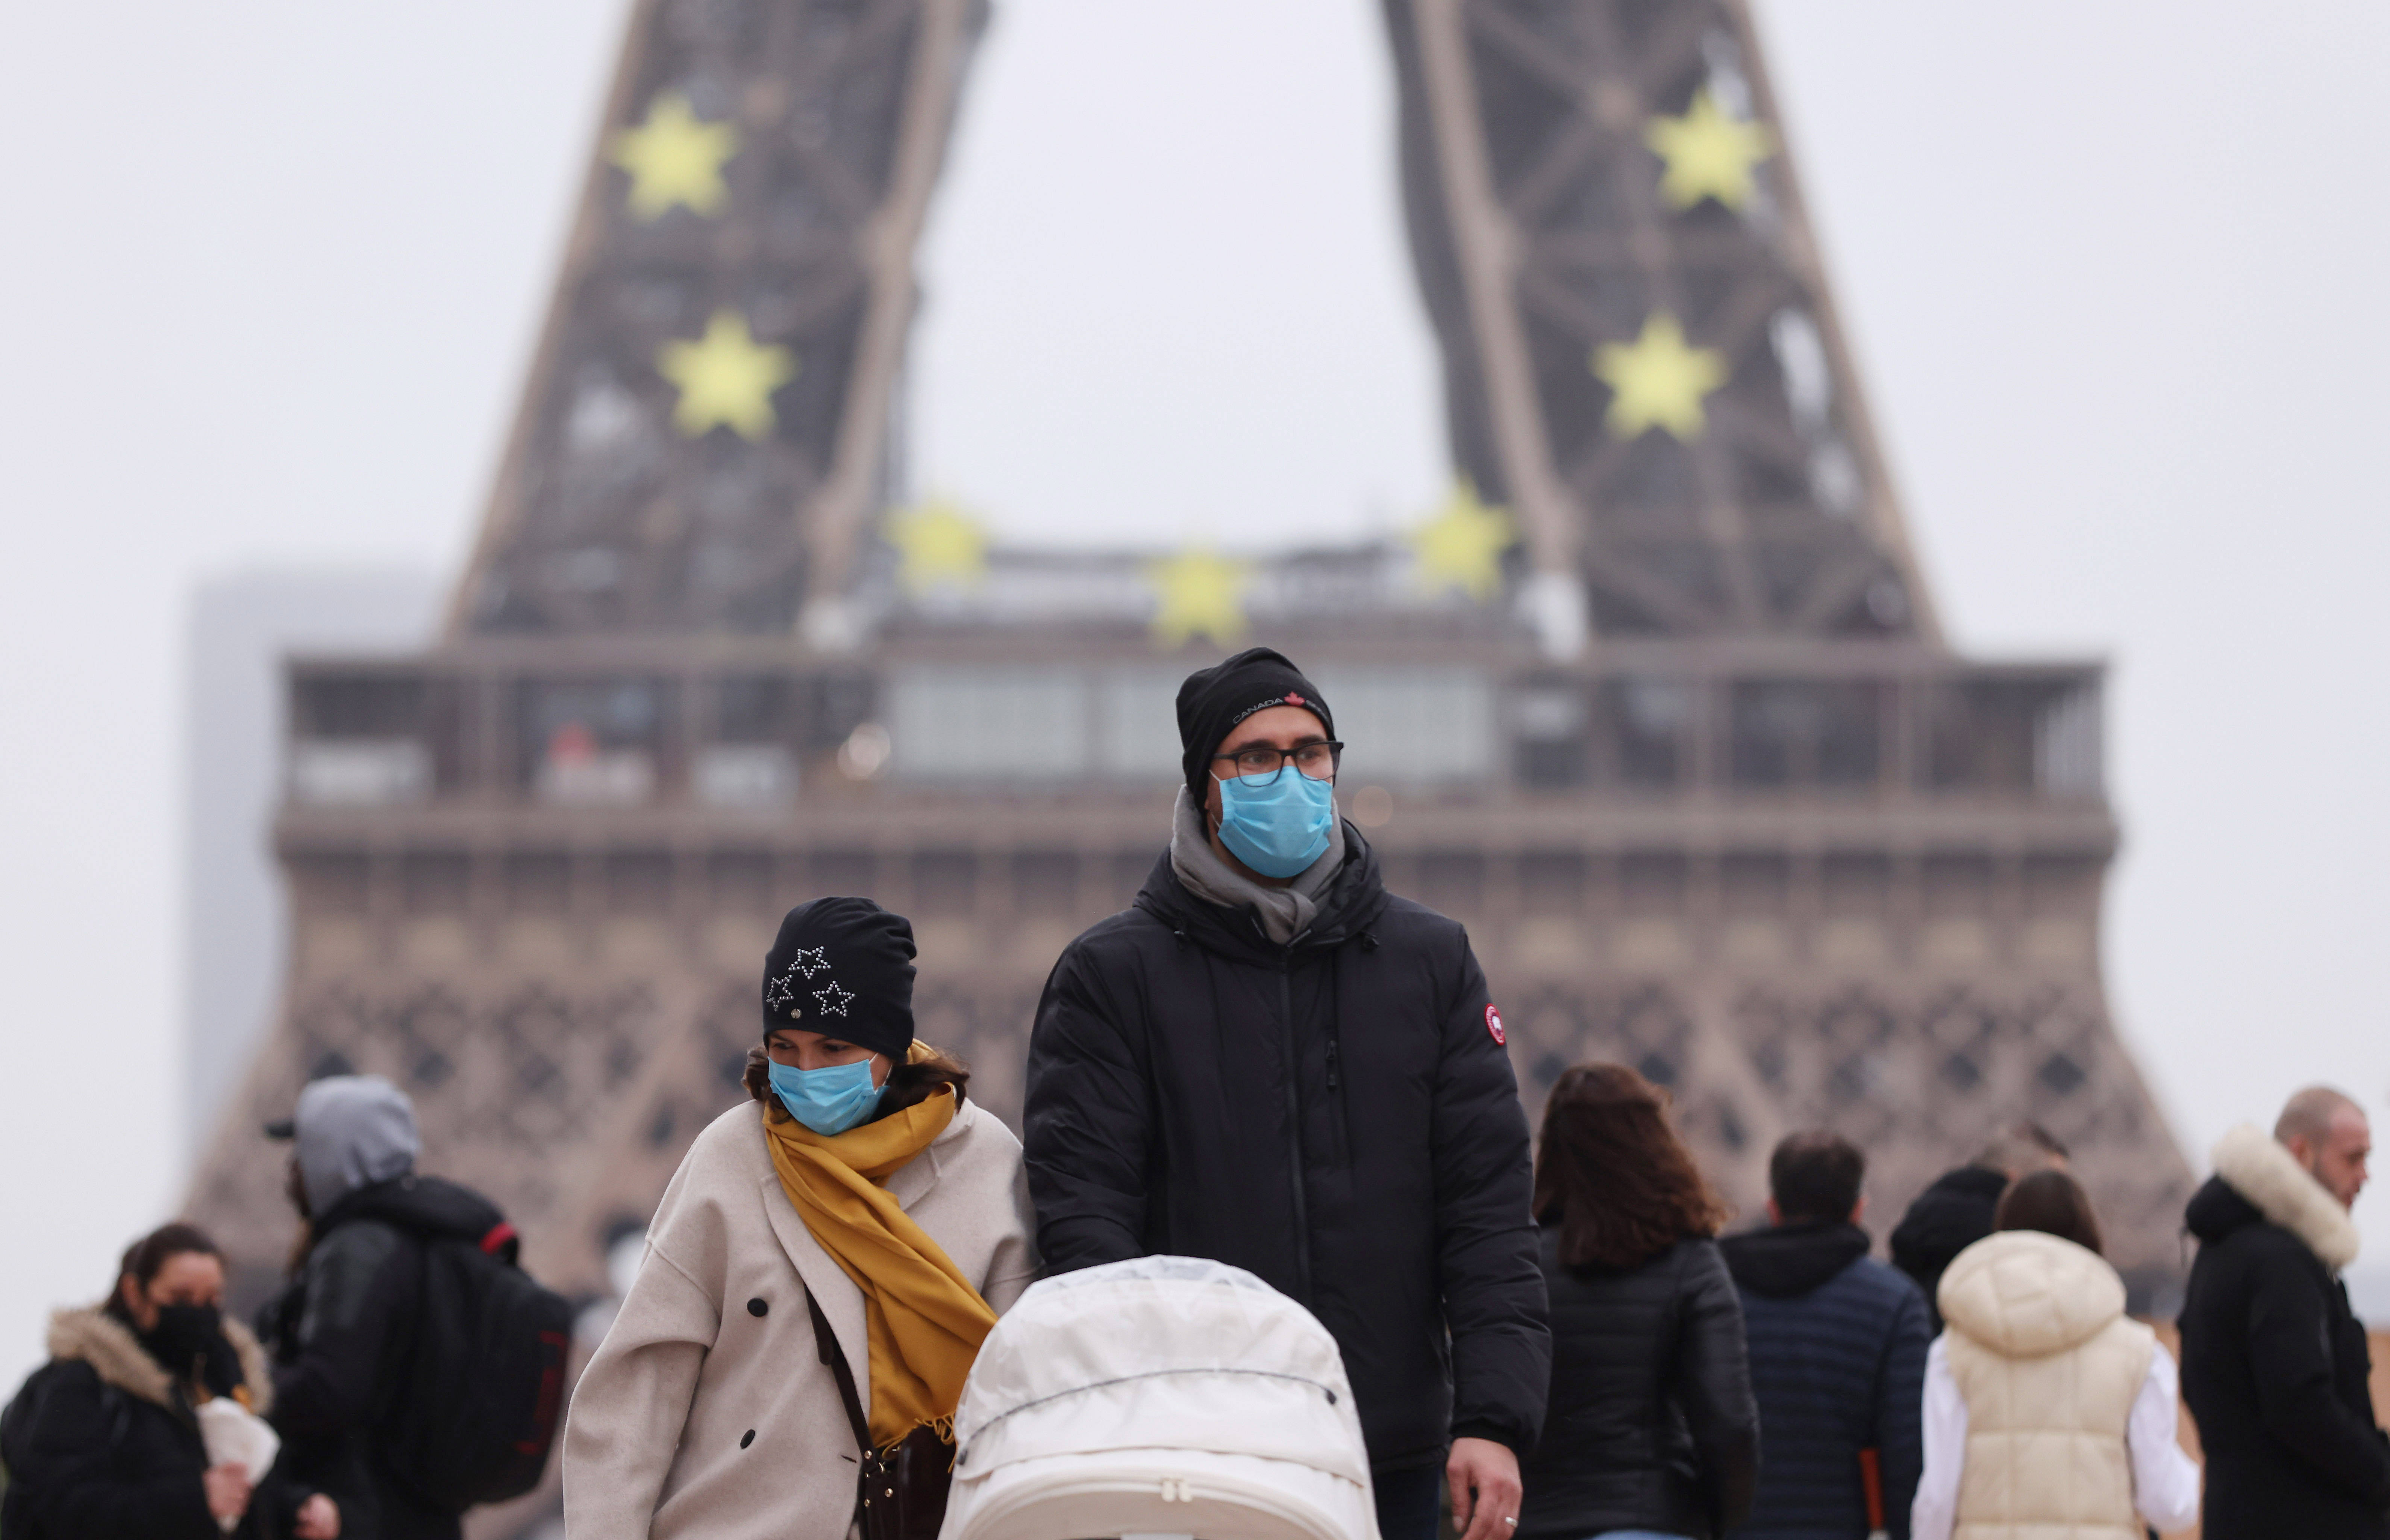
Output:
[257, 1174, 505, 1540]
[1519, 1231, 1758, 1540]
[2179, 1172, 2390, 1539]
[1025, 831, 1549, 1469]
[0, 1307, 306, 1540]
[1887, 1165, 2005, 1329]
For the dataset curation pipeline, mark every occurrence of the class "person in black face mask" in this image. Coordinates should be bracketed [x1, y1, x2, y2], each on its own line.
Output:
[0, 1221, 339, 1540]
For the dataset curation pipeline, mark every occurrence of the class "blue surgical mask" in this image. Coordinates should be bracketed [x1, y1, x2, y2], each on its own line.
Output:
[1215, 768, 1336, 879]
[766, 1056, 885, 1136]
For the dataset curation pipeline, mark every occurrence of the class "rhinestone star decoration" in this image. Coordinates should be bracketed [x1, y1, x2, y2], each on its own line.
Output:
[765, 965, 804, 1013]
[787, 946, 830, 979]
[813, 979, 855, 1018]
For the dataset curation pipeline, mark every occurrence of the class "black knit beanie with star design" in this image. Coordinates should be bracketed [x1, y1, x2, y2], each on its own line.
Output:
[760, 896, 916, 1060]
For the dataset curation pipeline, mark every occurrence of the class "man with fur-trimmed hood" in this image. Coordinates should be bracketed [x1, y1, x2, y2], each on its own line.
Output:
[2179, 1086, 2390, 1538]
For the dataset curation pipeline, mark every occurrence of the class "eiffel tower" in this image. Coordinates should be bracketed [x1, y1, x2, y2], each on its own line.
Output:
[191, 0, 2193, 1372]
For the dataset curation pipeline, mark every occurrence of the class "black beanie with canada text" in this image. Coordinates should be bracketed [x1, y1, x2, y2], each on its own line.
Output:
[1174, 647, 1334, 807]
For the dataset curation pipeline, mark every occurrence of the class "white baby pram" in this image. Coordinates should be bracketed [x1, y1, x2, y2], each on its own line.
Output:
[938, 1256, 1379, 1540]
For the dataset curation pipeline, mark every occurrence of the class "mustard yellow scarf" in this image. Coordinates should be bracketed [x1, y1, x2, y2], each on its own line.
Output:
[762, 1074, 997, 1449]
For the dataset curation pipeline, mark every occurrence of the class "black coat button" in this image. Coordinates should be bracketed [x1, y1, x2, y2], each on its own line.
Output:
[747, 1298, 768, 1317]
[741, 1429, 756, 1449]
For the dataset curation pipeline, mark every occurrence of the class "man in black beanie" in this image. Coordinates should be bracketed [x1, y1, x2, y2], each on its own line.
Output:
[1024, 646, 1549, 1540]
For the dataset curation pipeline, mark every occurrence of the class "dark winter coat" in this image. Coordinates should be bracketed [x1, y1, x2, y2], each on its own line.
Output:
[1023, 833, 1550, 1470]
[2179, 1129, 2390, 1540]
[1887, 1165, 2005, 1330]
[1518, 1231, 1758, 1540]
[257, 1174, 506, 1540]
[0, 1307, 304, 1540]
[1720, 1221, 1928, 1540]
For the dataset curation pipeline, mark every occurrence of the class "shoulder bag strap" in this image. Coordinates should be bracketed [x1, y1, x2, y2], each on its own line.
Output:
[805, 1289, 875, 1457]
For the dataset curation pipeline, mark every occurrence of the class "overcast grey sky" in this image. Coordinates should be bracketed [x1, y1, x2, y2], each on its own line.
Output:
[2, 2, 2386, 1384]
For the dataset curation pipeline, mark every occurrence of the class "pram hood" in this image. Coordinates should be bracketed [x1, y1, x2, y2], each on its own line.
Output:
[941, 1256, 1378, 1540]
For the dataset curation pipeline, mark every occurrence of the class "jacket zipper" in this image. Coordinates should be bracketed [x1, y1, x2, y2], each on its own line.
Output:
[1278, 966, 1313, 1302]
[1326, 947, 1353, 1166]
[1325, 1035, 1353, 1170]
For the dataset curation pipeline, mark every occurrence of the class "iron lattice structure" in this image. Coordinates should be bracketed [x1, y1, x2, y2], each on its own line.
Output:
[191, 4, 2194, 1472]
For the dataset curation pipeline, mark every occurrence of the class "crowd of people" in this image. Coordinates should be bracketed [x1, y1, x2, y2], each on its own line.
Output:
[4, 647, 2386, 1540]
[0, 1065, 580, 1540]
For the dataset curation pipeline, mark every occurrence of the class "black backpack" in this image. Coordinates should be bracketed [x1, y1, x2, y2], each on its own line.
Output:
[377, 1216, 573, 1512]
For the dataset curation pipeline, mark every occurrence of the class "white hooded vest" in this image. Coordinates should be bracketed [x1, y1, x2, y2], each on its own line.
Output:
[1936, 1230, 2155, 1540]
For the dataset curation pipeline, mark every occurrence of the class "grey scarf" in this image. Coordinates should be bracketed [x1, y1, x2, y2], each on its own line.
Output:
[1168, 786, 1346, 945]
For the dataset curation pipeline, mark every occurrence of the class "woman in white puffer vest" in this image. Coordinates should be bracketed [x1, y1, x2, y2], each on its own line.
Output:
[1910, 1170, 2201, 1540]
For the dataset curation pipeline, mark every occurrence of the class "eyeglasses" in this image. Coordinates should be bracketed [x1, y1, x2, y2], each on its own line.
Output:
[1212, 740, 1343, 784]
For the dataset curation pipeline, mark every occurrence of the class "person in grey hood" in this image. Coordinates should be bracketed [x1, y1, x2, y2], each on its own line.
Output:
[286, 1075, 421, 1216]
[1024, 647, 1549, 1540]
[254, 1075, 509, 1540]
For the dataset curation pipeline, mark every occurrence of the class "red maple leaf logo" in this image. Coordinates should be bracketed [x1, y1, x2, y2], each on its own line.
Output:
[1485, 1004, 1506, 1046]
[1286, 693, 1304, 705]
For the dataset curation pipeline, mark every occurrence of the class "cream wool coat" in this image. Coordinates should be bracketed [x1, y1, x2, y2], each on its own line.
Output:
[1937, 1230, 2155, 1540]
[561, 1096, 1038, 1540]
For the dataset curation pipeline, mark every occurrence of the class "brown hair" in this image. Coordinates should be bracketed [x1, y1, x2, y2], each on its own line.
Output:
[105, 1222, 221, 1322]
[1976, 1119, 2069, 1176]
[1535, 1063, 1731, 1272]
[744, 1042, 971, 1121]
[1993, 1168, 2104, 1255]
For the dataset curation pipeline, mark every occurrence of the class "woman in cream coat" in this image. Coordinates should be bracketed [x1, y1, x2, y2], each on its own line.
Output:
[563, 897, 1038, 1540]
[1910, 1170, 2199, 1540]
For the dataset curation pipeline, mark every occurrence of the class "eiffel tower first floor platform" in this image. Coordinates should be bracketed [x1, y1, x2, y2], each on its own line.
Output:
[187, 630, 2194, 1316]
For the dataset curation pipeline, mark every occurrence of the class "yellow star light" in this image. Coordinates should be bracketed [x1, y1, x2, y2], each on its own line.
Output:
[1410, 480, 1517, 601]
[1644, 88, 1774, 211]
[657, 311, 796, 441]
[1591, 312, 1729, 441]
[1145, 550, 1251, 649]
[610, 93, 740, 220]
[885, 498, 989, 593]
